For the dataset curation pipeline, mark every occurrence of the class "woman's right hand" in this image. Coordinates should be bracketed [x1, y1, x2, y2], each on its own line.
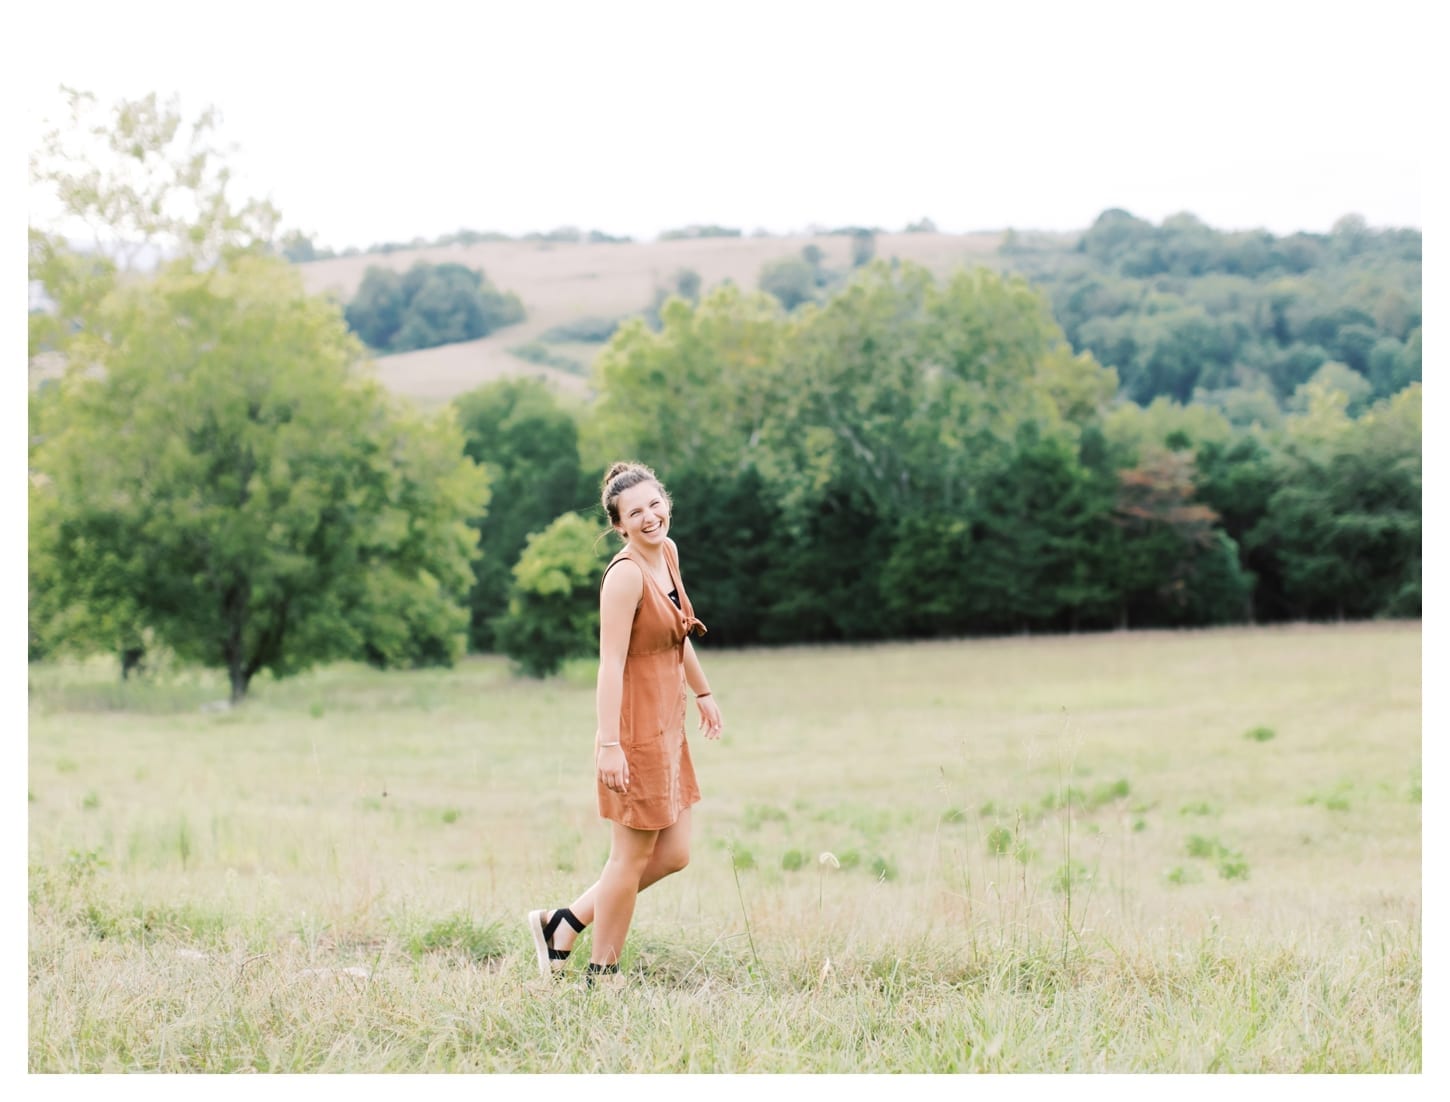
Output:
[597, 743, 629, 793]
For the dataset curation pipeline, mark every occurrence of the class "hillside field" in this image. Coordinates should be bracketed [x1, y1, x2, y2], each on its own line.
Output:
[297, 230, 1014, 405]
[28, 622, 1421, 1072]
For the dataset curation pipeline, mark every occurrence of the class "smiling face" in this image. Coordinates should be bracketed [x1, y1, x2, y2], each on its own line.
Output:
[613, 480, 670, 546]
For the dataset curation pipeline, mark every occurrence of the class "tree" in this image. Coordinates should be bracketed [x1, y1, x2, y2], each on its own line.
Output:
[28, 475, 149, 672]
[1254, 385, 1420, 619]
[765, 262, 1114, 523]
[29, 87, 281, 275]
[452, 378, 590, 651]
[756, 478, 894, 643]
[672, 268, 702, 302]
[29, 87, 281, 369]
[661, 464, 782, 646]
[758, 263, 1116, 641]
[492, 513, 613, 677]
[850, 229, 876, 268]
[343, 261, 525, 353]
[1367, 333, 1419, 398]
[1109, 449, 1250, 626]
[1077, 208, 1156, 271]
[757, 255, 818, 311]
[279, 230, 331, 263]
[345, 267, 407, 349]
[1289, 361, 1372, 416]
[641, 268, 704, 328]
[584, 283, 786, 479]
[1196, 430, 1287, 622]
[31, 254, 488, 700]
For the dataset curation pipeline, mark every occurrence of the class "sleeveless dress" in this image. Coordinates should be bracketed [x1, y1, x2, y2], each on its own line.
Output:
[596, 540, 707, 830]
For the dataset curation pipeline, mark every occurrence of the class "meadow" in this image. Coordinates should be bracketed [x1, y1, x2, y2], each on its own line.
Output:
[27, 622, 1421, 1072]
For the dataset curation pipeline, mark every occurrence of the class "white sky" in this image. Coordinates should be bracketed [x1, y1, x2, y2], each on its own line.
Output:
[15, 0, 1432, 250]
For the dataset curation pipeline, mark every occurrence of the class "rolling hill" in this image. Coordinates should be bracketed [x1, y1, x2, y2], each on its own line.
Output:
[296, 229, 1031, 406]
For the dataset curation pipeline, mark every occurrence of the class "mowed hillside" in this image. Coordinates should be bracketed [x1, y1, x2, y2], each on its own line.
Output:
[296, 230, 1022, 406]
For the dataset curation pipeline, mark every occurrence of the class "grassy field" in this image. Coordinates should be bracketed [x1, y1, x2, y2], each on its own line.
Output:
[293, 230, 1014, 406]
[27, 622, 1421, 1072]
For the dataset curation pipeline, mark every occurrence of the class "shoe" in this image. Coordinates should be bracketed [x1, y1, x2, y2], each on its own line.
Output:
[527, 907, 584, 978]
[585, 961, 624, 990]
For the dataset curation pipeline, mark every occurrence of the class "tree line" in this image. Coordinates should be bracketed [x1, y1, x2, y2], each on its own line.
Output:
[279, 219, 928, 262]
[28, 90, 1421, 693]
[470, 267, 1419, 674]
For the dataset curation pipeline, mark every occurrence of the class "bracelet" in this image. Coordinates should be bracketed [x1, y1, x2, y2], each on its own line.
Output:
[695, 692, 712, 699]
[598, 741, 620, 748]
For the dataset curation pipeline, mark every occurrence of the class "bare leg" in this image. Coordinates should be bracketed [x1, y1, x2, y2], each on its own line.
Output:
[550, 808, 693, 955]
[588, 821, 657, 966]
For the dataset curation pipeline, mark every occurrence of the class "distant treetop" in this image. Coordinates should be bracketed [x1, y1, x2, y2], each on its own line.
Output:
[657, 224, 743, 241]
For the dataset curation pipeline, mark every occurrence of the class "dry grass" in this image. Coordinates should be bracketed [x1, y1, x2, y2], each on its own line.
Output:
[28, 622, 1421, 1071]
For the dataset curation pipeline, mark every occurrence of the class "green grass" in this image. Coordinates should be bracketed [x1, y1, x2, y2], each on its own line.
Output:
[27, 623, 1421, 1071]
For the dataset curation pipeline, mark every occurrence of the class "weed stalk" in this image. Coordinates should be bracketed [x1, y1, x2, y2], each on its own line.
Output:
[730, 849, 760, 974]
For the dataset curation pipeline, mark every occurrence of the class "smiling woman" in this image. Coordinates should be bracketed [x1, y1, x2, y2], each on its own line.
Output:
[527, 461, 726, 987]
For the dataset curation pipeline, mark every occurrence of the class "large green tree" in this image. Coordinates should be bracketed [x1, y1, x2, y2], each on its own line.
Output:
[584, 283, 786, 478]
[754, 263, 1116, 521]
[31, 255, 487, 700]
[30, 89, 490, 696]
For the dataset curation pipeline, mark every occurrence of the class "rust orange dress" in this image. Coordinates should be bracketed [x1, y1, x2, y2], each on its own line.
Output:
[596, 539, 707, 830]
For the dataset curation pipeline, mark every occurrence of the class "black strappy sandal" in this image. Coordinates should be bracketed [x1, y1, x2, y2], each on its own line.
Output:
[527, 907, 585, 977]
[585, 961, 621, 989]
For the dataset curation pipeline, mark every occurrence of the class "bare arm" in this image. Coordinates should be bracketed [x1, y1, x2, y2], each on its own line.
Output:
[684, 638, 724, 740]
[683, 638, 710, 698]
[595, 561, 641, 790]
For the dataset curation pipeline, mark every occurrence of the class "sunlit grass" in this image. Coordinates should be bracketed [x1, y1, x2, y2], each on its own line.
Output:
[28, 622, 1421, 1071]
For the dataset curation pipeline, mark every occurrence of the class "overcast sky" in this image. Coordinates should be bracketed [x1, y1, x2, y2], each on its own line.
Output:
[18, 0, 1430, 250]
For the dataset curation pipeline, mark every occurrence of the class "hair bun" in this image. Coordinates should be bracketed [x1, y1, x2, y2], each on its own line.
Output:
[602, 461, 639, 489]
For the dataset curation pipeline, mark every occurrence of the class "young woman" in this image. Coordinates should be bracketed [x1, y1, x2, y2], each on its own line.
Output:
[528, 462, 725, 985]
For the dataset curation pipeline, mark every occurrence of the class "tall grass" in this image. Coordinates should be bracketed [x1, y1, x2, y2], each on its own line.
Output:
[28, 623, 1421, 1071]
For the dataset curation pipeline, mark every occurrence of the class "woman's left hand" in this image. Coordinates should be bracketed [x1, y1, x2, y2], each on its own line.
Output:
[697, 695, 724, 740]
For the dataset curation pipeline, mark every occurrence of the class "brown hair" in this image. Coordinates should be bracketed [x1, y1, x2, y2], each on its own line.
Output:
[601, 461, 670, 531]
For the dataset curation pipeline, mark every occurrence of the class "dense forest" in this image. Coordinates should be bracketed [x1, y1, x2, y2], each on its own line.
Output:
[466, 247, 1420, 673]
[998, 209, 1420, 411]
